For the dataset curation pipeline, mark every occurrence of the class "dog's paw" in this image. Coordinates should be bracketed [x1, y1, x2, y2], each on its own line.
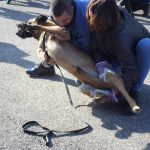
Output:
[132, 105, 140, 113]
[17, 23, 27, 29]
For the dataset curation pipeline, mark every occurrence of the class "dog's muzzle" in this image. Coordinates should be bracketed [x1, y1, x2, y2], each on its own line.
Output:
[16, 15, 48, 39]
[16, 23, 33, 39]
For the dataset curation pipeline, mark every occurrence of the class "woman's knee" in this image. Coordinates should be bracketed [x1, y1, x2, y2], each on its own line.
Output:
[136, 38, 150, 53]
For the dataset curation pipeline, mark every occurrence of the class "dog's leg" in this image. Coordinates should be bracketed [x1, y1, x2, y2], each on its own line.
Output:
[106, 72, 140, 113]
[79, 84, 104, 98]
[37, 32, 51, 64]
[79, 83, 109, 104]
[70, 66, 112, 90]
[25, 23, 70, 40]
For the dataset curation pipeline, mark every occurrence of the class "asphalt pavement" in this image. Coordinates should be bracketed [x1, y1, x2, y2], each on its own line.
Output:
[0, 0, 150, 150]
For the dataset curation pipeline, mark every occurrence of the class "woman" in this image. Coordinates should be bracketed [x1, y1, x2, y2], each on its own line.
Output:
[87, 0, 150, 113]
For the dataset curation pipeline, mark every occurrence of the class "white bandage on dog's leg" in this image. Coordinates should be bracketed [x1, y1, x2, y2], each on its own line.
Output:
[79, 83, 118, 102]
[79, 83, 96, 98]
[99, 68, 116, 83]
[95, 62, 118, 102]
[94, 89, 118, 102]
[94, 89, 110, 99]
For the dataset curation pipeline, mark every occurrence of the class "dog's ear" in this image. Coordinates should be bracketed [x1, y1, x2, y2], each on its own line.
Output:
[35, 15, 48, 25]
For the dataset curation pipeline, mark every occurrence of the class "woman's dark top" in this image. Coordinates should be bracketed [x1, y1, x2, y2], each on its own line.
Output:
[91, 10, 150, 91]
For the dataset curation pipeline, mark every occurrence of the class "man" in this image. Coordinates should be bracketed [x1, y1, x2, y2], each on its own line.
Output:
[26, 0, 90, 78]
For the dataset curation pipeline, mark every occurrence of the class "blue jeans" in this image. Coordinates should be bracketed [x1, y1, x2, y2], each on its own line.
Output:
[133, 38, 150, 92]
[110, 38, 150, 92]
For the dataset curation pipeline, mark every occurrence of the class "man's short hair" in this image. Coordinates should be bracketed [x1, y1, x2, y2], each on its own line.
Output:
[50, 0, 73, 17]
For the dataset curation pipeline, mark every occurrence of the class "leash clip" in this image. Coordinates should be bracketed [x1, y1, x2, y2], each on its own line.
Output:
[43, 131, 55, 147]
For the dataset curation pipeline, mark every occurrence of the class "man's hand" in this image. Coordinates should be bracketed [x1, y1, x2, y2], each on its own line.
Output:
[50, 26, 71, 42]
[53, 33, 70, 42]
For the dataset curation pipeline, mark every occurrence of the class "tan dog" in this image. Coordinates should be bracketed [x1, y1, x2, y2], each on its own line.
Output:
[16, 16, 140, 113]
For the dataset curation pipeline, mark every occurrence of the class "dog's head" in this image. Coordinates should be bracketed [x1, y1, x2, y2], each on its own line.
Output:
[16, 15, 48, 40]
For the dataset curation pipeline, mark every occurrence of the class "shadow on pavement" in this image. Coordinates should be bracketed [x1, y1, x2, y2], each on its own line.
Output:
[91, 84, 150, 139]
[9, 0, 49, 9]
[0, 41, 77, 87]
[0, 7, 44, 22]
[143, 143, 150, 150]
[0, 42, 34, 68]
[31, 74, 78, 87]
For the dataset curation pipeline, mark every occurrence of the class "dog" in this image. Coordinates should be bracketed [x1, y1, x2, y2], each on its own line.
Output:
[16, 15, 140, 113]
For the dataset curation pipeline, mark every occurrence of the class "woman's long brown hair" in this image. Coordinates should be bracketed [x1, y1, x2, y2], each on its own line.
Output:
[86, 0, 121, 34]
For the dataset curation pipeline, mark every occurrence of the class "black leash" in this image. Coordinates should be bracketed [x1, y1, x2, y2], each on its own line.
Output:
[22, 64, 92, 147]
